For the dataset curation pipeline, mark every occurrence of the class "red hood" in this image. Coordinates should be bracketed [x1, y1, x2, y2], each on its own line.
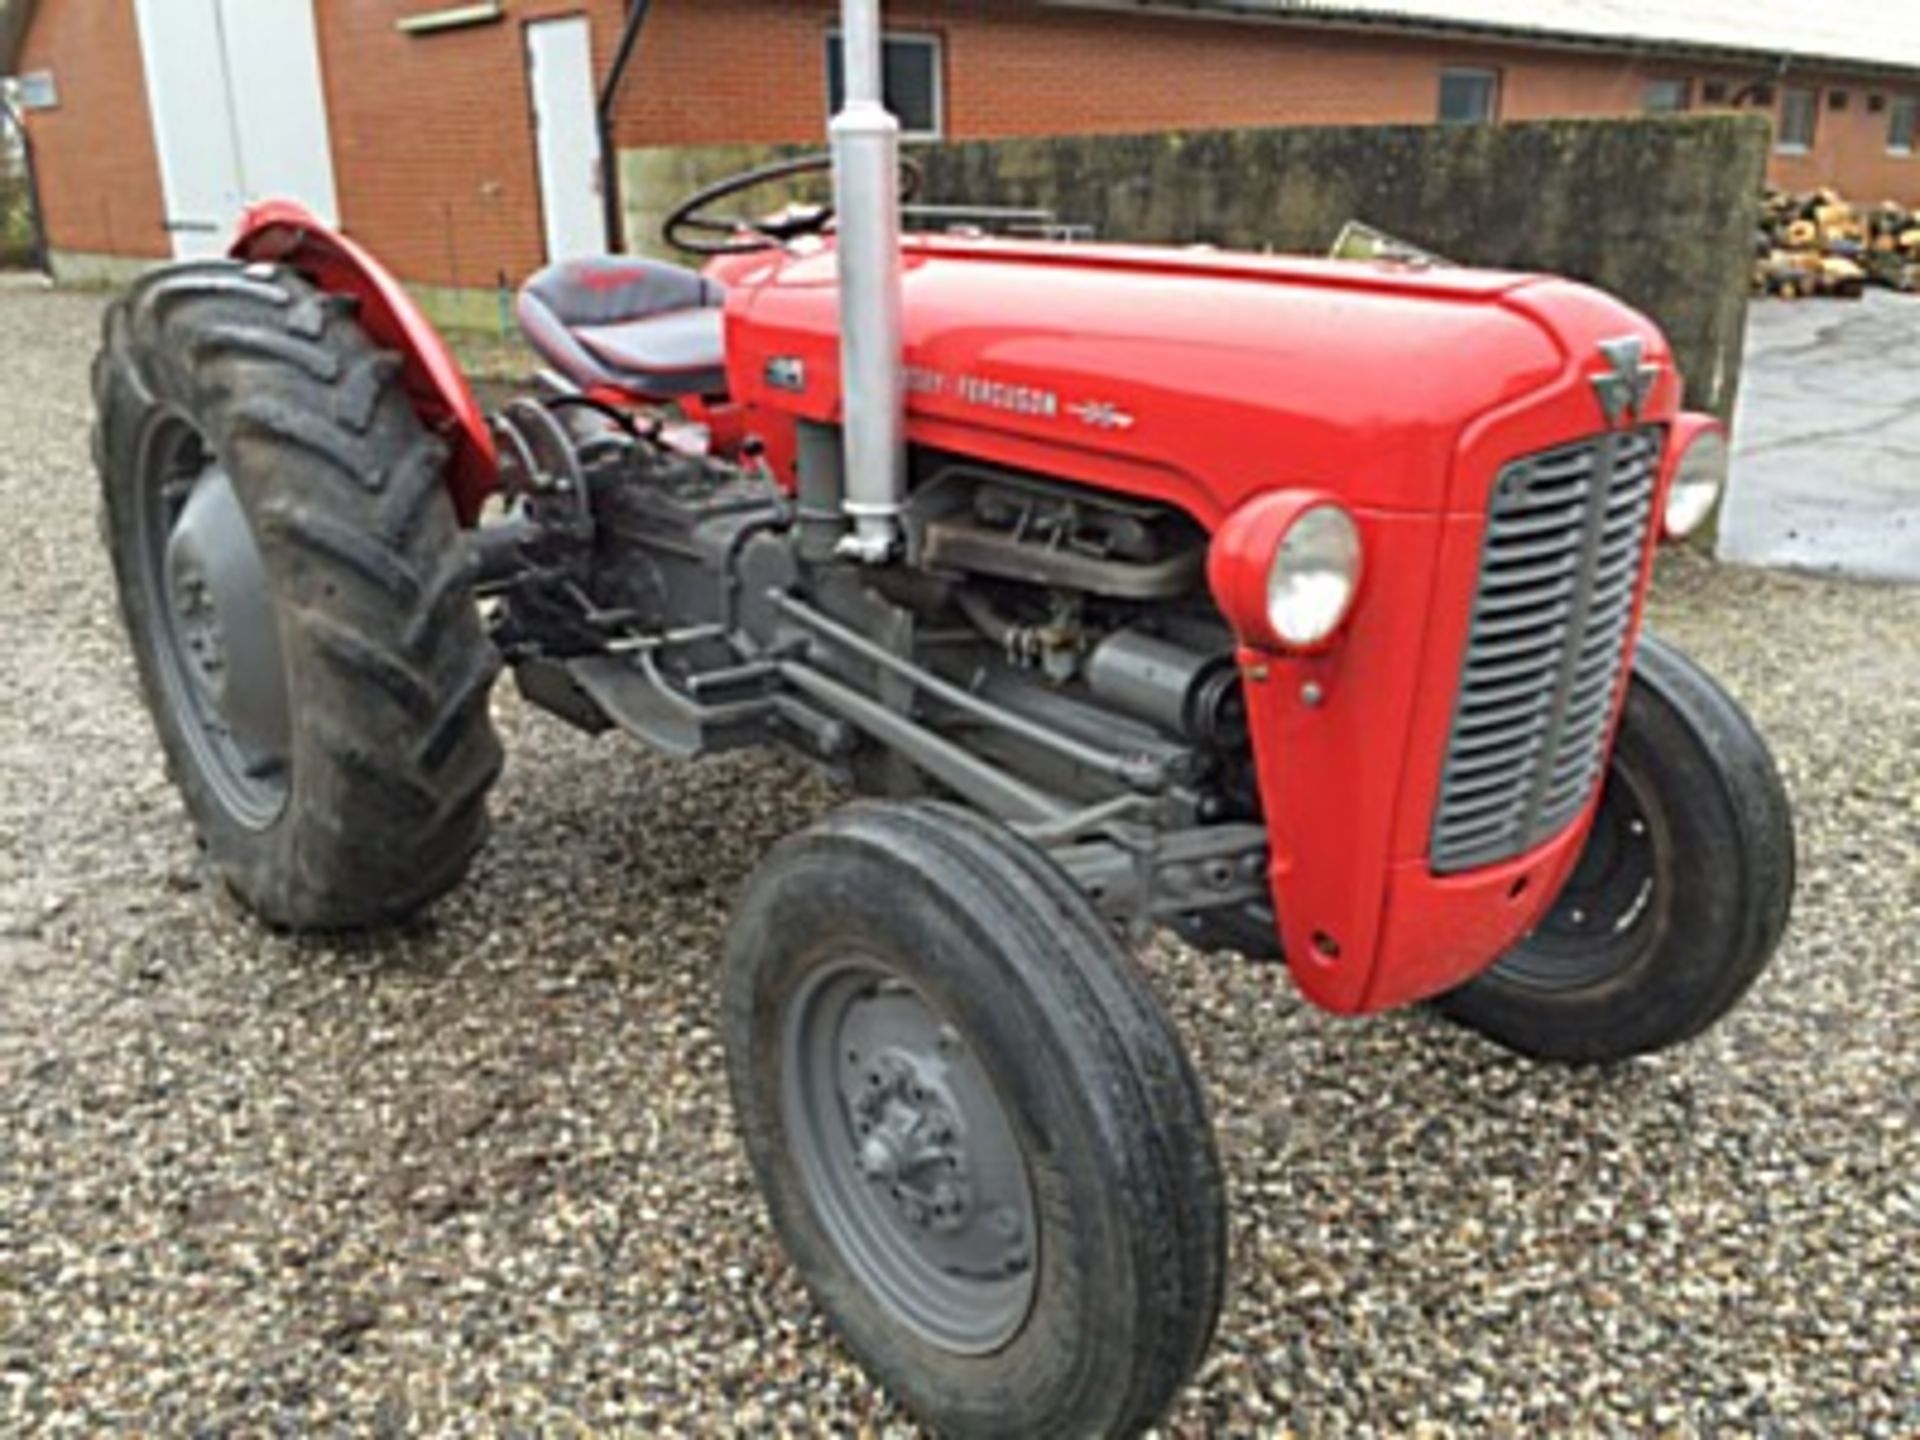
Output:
[723, 235, 1676, 527]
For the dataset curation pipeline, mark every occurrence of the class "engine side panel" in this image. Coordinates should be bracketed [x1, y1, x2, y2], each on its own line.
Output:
[724, 237, 1567, 526]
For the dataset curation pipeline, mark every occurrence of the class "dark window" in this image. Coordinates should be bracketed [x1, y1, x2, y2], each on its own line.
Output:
[1778, 86, 1818, 152]
[1870, 94, 1889, 113]
[1892, 96, 1919, 155]
[1750, 83, 1776, 106]
[826, 31, 943, 140]
[1438, 68, 1500, 125]
[1702, 80, 1730, 104]
[1644, 78, 1691, 114]
[1829, 90, 1851, 111]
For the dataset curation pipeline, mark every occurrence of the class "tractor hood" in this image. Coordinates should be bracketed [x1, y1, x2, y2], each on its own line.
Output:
[723, 236, 1675, 527]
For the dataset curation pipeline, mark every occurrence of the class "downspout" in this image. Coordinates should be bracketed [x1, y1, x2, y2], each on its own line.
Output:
[597, 0, 655, 254]
[1, 92, 49, 277]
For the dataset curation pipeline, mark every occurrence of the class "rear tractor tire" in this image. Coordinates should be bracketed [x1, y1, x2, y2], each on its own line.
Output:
[94, 260, 503, 930]
[1437, 634, 1795, 1063]
[723, 802, 1227, 1437]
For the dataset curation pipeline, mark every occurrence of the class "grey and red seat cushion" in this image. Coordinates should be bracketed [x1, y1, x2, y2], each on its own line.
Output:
[517, 256, 729, 398]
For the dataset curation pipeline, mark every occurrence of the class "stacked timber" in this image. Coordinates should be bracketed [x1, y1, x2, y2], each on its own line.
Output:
[1756, 188, 1920, 299]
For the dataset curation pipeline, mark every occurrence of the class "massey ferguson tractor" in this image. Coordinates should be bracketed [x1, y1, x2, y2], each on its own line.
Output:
[92, 3, 1793, 1432]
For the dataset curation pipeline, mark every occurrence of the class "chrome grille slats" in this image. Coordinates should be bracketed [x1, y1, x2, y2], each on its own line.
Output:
[1430, 429, 1662, 874]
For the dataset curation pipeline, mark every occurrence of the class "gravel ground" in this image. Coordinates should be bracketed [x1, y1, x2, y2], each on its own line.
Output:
[0, 282, 1914, 1436]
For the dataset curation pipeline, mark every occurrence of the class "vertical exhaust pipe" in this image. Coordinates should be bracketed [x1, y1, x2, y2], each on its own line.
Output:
[830, 0, 907, 563]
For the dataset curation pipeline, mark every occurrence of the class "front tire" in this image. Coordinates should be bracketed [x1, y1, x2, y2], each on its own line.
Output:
[94, 261, 503, 930]
[1438, 634, 1795, 1062]
[723, 802, 1226, 1437]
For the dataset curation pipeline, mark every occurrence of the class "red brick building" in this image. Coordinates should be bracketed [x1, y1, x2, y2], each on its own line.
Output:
[4, 0, 1919, 306]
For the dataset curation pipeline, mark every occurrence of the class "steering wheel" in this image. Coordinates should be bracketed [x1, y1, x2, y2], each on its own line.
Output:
[662, 151, 923, 257]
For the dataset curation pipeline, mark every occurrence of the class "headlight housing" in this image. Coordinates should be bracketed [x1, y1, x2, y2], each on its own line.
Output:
[1665, 422, 1729, 540]
[1267, 504, 1364, 647]
[1209, 492, 1367, 653]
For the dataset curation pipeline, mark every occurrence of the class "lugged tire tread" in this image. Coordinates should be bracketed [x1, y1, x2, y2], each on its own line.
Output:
[305, 610, 438, 721]
[226, 394, 384, 492]
[262, 498, 422, 603]
[418, 648, 505, 775]
[336, 352, 403, 434]
[404, 547, 481, 655]
[95, 258, 501, 930]
[183, 322, 342, 383]
[377, 434, 453, 543]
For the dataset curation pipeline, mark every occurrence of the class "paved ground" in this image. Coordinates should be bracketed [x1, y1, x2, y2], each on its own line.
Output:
[0, 284, 1915, 1435]
[1722, 290, 1920, 583]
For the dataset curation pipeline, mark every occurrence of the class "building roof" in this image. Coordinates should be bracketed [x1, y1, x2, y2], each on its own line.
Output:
[1051, 0, 1920, 76]
[8, 0, 1917, 86]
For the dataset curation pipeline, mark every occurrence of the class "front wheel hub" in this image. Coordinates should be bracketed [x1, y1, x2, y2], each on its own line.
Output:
[784, 964, 1038, 1355]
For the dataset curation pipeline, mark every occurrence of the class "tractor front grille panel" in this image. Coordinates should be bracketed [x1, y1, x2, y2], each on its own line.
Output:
[1430, 429, 1662, 875]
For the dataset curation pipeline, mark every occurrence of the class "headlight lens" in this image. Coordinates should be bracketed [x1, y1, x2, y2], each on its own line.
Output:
[1266, 504, 1363, 647]
[1666, 428, 1728, 539]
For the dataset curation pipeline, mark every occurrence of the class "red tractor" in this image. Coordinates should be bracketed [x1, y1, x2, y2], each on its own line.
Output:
[92, 5, 1793, 1433]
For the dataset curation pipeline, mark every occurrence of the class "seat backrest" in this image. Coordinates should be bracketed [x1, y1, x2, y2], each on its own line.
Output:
[517, 256, 729, 399]
[521, 256, 722, 329]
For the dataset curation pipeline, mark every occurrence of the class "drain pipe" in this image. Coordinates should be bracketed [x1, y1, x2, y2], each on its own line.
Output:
[830, 0, 908, 563]
[597, 0, 655, 254]
[1, 93, 49, 277]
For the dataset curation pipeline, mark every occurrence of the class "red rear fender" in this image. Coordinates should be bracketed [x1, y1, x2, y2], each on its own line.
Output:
[230, 201, 498, 524]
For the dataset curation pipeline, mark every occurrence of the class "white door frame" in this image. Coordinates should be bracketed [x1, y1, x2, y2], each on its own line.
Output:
[525, 15, 606, 265]
[132, 0, 339, 259]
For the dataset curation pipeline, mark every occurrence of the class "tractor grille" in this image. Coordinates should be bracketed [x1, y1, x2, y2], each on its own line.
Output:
[1430, 429, 1663, 874]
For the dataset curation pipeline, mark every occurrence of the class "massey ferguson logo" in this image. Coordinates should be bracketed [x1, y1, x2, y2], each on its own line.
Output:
[905, 365, 1135, 430]
[1592, 337, 1662, 427]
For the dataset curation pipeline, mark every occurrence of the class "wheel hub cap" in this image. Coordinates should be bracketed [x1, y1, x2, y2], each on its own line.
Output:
[142, 420, 292, 830]
[784, 965, 1039, 1355]
[1501, 764, 1663, 990]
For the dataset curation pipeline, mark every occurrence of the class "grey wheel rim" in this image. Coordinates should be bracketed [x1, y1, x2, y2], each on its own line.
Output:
[136, 414, 291, 830]
[1499, 761, 1664, 991]
[781, 957, 1039, 1356]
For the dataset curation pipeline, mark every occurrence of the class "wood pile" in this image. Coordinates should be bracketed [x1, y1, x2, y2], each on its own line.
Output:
[1756, 188, 1920, 299]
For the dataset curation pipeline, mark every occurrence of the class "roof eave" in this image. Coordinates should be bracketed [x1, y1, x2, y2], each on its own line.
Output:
[1041, 0, 1920, 83]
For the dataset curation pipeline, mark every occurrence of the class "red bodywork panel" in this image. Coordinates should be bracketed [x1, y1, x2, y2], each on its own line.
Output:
[230, 202, 498, 525]
[222, 210, 1689, 1017]
[722, 238, 1686, 1015]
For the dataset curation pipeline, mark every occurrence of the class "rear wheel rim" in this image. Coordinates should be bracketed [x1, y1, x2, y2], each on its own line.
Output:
[136, 415, 291, 831]
[1497, 760, 1666, 992]
[781, 957, 1039, 1356]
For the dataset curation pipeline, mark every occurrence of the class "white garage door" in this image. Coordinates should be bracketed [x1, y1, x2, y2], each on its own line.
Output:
[132, 0, 339, 259]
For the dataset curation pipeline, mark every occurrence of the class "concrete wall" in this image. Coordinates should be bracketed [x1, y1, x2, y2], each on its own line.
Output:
[626, 114, 1769, 418]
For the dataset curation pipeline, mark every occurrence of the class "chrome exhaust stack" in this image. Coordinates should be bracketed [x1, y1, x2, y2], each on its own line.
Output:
[829, 0, 907, 563]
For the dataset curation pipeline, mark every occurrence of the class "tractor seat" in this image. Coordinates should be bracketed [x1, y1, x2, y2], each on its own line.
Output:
[517, 256, 728, 399]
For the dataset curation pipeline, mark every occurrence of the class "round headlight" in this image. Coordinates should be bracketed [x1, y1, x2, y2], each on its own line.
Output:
[1666, 428, 1728, 539]
[1266, 504, 1364, 647]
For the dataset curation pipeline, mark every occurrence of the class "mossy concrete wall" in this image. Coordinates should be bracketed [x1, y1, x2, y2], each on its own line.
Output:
[625, 115, 1769, 418]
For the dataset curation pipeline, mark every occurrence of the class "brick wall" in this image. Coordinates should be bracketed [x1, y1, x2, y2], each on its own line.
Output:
[607, 0, 1665, 145]
[1750, 77, 1920, 203]
[17, 0, 1920, 289]
[15, 0, 167, 260]
[311, 0, 625, 294]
